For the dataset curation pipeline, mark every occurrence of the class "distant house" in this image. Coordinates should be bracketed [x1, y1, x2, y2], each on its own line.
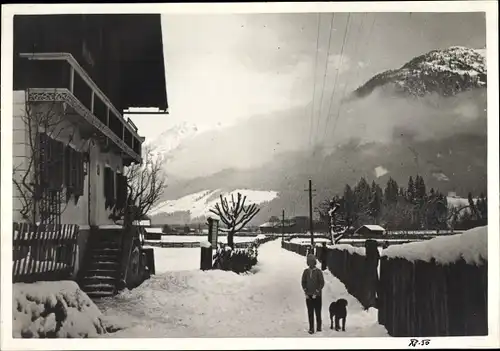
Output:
[259, 222, 280, 233]
[144, 227, 163, 240]
[259, 216, 314, 234]
[133, 219, 151, 227]
[355, 225, 386, 236]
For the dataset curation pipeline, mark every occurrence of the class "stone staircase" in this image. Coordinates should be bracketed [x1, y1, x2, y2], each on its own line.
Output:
[78, 228, 123, 299]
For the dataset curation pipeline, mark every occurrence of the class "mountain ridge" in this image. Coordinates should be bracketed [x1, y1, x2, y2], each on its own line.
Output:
[149, 46, 487, 225]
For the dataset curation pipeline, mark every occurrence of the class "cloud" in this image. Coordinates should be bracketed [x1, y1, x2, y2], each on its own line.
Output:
[374, 166, 389, 178]
[327, 54, 351, 74]
[160, 14, 316, 135]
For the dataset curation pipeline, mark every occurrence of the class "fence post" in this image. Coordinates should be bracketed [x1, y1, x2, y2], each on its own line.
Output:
[365, 239, 380, 309]
[200, 246, 213, 270]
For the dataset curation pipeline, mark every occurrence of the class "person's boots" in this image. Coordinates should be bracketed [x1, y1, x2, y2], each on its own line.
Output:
[308, 323, 314, 334]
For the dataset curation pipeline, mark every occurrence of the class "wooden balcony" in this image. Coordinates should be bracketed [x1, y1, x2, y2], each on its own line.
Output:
[17, 53, 143, 164]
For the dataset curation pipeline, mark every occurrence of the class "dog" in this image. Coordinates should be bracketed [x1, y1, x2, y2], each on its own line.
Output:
[329, 298, 348, 331]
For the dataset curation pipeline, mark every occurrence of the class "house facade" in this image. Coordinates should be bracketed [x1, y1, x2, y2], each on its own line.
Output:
[355, 224, 386, 237]
[12, 14, 168, 281]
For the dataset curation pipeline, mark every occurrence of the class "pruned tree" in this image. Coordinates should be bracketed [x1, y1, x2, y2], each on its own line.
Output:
[209, 192, 261, 249]
[12, 93, 84, 225]
[110, 145, 167, 225]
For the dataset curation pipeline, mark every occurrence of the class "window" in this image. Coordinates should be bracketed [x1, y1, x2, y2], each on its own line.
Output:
[37, 133, 64, 191]
[115, 173, 128, 211]
[104, 166, 116, 210]
[37, 133, 85, 203]
[64, 145, 85, 203]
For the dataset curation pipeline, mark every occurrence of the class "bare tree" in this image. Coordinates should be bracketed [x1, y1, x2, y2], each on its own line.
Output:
[209, 192, 260, 249]
[110, 145, 167, 224]
[12, 93, 82, 225]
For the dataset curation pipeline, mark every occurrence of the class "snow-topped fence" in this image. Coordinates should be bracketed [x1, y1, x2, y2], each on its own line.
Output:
[319, 241, 379, 310]
[378, 226, 488, 337]
[12, 223, 79, 283]
[282, 226, 488, 337]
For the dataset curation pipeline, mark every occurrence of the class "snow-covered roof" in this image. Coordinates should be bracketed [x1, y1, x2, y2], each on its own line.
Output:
[133, 219, 151, 226]
[259, 222, 279, 228]
[356, 225, 385, 232]
[382, 226, 487, 265]
[145, 227, 163, 234]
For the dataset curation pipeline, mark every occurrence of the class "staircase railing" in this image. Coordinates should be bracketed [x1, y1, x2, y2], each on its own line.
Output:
[118, 207, 136, 290]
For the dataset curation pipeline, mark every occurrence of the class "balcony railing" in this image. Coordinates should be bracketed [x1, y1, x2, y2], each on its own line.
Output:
[18, 53, 143, 162]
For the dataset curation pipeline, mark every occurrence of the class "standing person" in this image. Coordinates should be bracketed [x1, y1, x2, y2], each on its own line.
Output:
[301, 254, 325, 334]
[320, 242, 328, 271]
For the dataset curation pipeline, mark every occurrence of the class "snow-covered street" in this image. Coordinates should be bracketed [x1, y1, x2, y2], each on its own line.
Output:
[95, 240, 388, 338]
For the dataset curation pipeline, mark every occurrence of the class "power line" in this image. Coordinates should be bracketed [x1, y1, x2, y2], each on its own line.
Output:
[312, 13, 336, 151]
[328, 14, 367, 146]
[316, 13, 377, 155]
[307, 14, 323, 150]
[319, 13, 352, 151]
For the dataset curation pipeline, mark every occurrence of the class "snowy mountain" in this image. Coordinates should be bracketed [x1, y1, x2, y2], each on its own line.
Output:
[150, 46, 487, 225]
[354, 46, 486, 98]
[147, 121, 199, 155]
[149, 189, 279, 222]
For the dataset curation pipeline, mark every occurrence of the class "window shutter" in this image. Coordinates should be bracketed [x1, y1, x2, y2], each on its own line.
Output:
[116, 174, 127, 210]
[110, 170, 116, 209]
[37, 133, 49, 188]
[64, 146, 71, 188]
[123, 174, 128, 208]
[70, 148, 78, 192]
[53, 140, 64, 190]
[104, 166, 112, 209]
[73, 152, 84, 198]
[77, 152, 85, 197]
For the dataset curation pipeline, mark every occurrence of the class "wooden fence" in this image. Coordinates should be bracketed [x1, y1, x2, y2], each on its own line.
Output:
[12, 223, 79, 283]
[314, 241, 378, 309]
[145, 236, 276, 249]
[281, 240, 311, 256]
[378, 256, 488, 337]
[282, 236, 488, 337]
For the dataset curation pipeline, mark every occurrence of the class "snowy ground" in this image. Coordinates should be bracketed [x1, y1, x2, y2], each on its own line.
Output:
[144, 247, 201, 273]
[95, 240, 388, 338]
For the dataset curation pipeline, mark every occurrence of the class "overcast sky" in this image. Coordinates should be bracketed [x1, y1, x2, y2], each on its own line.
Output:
[128, 12, 486, 177]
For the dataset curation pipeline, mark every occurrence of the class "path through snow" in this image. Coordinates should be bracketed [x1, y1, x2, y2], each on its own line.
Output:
[96, 240, 388, 337]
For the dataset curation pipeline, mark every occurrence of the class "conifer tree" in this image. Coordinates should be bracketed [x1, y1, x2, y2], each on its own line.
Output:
[407, 176, 416, 203]
[384, 177, 399, 204]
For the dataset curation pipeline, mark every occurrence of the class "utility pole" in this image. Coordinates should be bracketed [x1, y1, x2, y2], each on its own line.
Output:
[305, 179, 316, 247]
[281, 209, 285, 242]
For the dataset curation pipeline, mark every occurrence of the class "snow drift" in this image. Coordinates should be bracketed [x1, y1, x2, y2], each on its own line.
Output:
[382, 225, 487, 264]
[13, 281, 123, 338]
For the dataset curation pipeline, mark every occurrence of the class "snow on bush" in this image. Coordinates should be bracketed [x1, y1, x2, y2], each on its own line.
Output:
[213, 241, 259, 273]
[327, 243, 366, 256]
[382, 226, 488, 265]
[256, 234, 266, 241]
[199, 240, 212, 248]
[13, 281, 123, 338]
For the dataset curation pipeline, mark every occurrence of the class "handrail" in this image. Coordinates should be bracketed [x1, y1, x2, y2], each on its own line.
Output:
[19, 52, 143, 142]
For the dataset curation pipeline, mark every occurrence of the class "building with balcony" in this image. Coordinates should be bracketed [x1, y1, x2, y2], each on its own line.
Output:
[11, 14, 168, 293]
